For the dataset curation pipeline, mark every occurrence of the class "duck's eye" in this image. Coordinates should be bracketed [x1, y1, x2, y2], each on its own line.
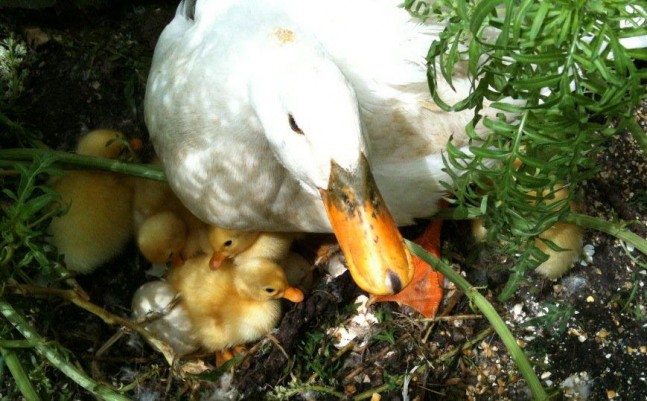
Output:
[264, 287, 276, 294]
[223, 240, 233, 247]
[288, 114, 303, 135]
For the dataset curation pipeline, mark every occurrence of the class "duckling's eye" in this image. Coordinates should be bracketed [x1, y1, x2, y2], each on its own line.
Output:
[264, 287, 276, 294]
[288, 114, 303, 135]
[223, 240, 233, 247]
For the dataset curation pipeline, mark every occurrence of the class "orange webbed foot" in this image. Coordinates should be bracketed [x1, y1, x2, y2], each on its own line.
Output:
[215, 348, 235, 367]
[215, 346, 247, 368]
[371, 218, 444, 318]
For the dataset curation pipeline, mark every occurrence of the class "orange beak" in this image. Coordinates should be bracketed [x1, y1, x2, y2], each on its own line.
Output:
[171, 255, 184, 267]
[129, 138, 143, 152]
[282, 286, 305, 303]
[320, 154, 414, 295]
[209, 252, 226, 270]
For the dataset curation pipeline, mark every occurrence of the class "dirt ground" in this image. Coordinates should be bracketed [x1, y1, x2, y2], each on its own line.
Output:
[1, 2, 646, 400]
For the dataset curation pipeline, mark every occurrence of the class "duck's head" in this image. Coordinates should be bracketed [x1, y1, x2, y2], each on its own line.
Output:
[250, 37, 414, 295]
[207, 227, 260, 269]
[234, 258, 304, 303]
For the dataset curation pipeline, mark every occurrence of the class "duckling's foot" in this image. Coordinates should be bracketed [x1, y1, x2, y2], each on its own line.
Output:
[215, 345, 247, 367]
[215, 348, 235, 367]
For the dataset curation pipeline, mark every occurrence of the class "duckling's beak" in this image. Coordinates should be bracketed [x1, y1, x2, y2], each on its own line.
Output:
[171, 255, 184, 267]
[282, 286, 305, 303]
[320, 154, 414, 295]
[209, 252, 226, 270]
[129, 138, 143, 151]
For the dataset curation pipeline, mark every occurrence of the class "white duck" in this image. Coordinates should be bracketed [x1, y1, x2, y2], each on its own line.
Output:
[145, 0, 487, 295]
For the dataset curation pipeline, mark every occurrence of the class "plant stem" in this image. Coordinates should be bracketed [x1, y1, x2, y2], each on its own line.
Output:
[406, 241, 548, 401]
[0, 148, 166, 181]
[0, 347, 41, 401]
[0, 299, 131, 401]
[354, 382, 398, 401]
[433, 208, 647, 257]
[564, 212, 647, 256]
[279, 384, 345, 399]
[8, 284, 177, 366]
[434, 326, 495, 364]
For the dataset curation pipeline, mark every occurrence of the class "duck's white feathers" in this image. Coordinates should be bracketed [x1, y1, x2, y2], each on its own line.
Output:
[146, 0, 483, 231]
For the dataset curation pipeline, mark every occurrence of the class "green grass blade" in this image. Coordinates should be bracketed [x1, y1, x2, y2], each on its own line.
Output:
[0, 300, 131, 401]
[0, 148, 166, 181]
[406, 240, 548, 400]
[0, 348, 41, 401]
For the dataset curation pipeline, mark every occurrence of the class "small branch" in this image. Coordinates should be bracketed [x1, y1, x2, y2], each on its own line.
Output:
[406, 241, 548, 401]
[354, 382, 400, 401]
[433, 208, 647, 257]
[117, 365, 163, 393]
[278, 384, 346, 399]
[418, 314, 483, 323]
[8, 284, 177, 365]
[0, 299, 131, 401]
[434, 326, 495, 363]
[0, 148, 166, 181]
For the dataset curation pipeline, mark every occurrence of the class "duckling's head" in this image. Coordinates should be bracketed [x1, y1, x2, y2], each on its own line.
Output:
[137, 212, 187, 265]
[233, 258, 304, 303]
[208, 227, 260, 269]
[76, 129, 141, 159]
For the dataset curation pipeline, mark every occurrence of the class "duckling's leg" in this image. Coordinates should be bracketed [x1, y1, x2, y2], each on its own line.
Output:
[215, 348, 235, 367]
[215, 345, 249, 367]
[232, 344, 246, 355]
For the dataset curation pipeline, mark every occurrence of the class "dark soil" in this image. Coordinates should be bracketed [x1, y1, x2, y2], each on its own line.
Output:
[1, 2, 645, 400]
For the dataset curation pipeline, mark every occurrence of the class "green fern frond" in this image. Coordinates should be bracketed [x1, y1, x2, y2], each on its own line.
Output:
[414, 0, 647, 298]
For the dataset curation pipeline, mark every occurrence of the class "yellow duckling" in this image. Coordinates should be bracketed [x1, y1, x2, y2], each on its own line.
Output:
[281, 251, 316, 291]
[136, 211, 187, 265]
[533, 187, 583, 279]
[207, 227, 293, 270]
[131, 157, 210, 265]
[131, 157, 178, 229]
[166, 255, 304, 362]
[48, 129, 136, 273]
[472, 184, 583, 279]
